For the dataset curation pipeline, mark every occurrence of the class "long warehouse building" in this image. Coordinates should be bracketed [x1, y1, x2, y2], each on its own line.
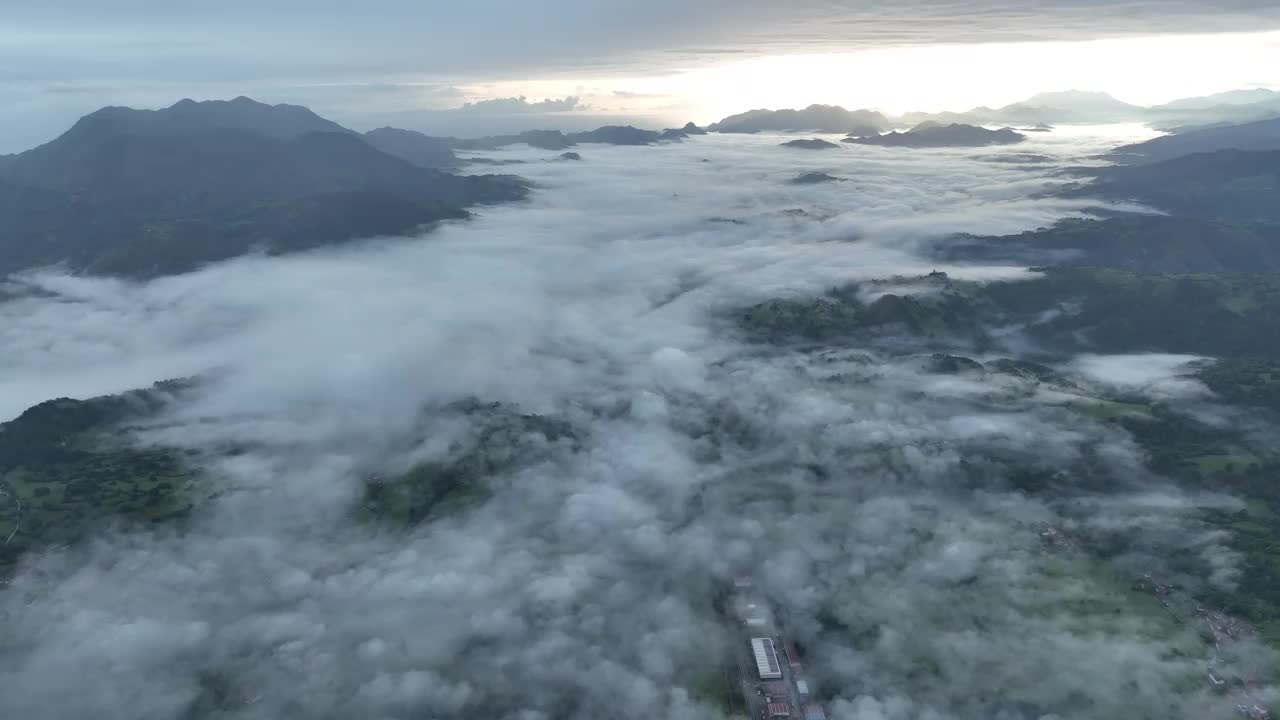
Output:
[751, 638, 783, 680]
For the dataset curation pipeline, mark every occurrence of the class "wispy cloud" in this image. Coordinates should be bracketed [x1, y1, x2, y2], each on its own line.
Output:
[454, 95, 585, 114]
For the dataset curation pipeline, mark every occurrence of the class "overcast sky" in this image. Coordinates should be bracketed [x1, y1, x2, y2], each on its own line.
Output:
[3, 0, 1280, 150]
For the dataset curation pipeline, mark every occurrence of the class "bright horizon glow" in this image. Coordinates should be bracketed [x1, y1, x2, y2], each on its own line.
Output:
[2, 27, 1278, 148]
[476, 30, 1280, 126]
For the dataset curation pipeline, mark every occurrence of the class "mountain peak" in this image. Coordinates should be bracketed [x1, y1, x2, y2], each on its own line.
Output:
[708, 105, 891, 134]
[1022, 90, 1138, 110]
[60, 96, 356, 143]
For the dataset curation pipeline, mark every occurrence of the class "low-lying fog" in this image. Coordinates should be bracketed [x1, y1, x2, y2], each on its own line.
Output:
[2, 126, 1263, 720]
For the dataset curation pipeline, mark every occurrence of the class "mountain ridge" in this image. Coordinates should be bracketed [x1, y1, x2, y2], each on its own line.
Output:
[845, 123, 1025, 148]
[0, 99, 527, 277]
[1115, 116, 1280, 163]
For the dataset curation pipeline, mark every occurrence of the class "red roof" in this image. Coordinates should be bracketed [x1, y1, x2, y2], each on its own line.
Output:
[784, 641, 802, 667]
[768, 703, 791, 717]
[803, 705, 827, 720]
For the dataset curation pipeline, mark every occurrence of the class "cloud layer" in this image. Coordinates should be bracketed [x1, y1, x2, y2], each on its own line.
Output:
[0, 129, 1269, 719]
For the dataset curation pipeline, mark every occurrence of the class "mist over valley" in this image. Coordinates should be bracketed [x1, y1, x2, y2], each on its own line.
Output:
[2, 16, 1280, 720]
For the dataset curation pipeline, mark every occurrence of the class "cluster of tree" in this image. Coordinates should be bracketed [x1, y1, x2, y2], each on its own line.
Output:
[739, 276, 984, 345]
[1198, 359, 1280, 414]
[0, 382, 199, 573]
[359, 400, 577, 527]
[1200, 478, 1280, 647]
[0, 385, 579, 572]
[740, 268, 1280, 360]
[983, 268, 1280, 359]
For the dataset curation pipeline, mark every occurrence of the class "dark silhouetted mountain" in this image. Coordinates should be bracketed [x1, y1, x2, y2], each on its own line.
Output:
[558, 152, 582, 161]
[572, 125, 661, 145]
[1082, 149, 1280, 221]
[455, 130, 573, 151]
[362, 127, 460, 168]
[30, 96, 356, 146]
[0, 101, 527, 277]
[909, 120, 945, 132]
[1114, 117, 1280, 163]
[973, 152, 1054, 164]
[940, 216, 1280, 274]
[709, 105, 890, 135]
[845, 124, 1024, 148]
[659, 123, 711, 141]
[448, 125, 663, 150]
[780, 139, 841, 150]
[789, 172, 843, 184]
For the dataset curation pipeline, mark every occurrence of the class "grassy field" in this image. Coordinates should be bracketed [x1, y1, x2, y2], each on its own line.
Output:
[689, 668, 749, 716]
[1069, 399, 1154, 421]
[1193, 453, 1260, 476]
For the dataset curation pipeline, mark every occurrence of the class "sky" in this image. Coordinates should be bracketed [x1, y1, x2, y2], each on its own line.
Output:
[2, 2, 1280, 147]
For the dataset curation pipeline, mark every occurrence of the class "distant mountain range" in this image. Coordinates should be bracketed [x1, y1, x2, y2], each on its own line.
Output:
[3, 87, 1277, 280]
[708, 105, 890, 135]
[0, 98, 714, 278]
[709, 89, 1280, 135]
[910, 90, 1149, 126]
[779, 138, 842, 150]
[357, 122, 704, 168]
[845, 123, 1025, 148]
[1083, 149, 1280, 223]
[771, 122, 1028, 149]
[1154, 88, 1280, 111]
[1114, 116, 1280, 163]
[1021, 90, 1144, 113]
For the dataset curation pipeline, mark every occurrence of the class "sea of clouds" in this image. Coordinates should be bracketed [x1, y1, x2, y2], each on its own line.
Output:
[1, 127, 1269, 719]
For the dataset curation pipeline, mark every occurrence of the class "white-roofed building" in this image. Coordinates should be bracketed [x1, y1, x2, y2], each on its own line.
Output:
[751, 637, 783, 680]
